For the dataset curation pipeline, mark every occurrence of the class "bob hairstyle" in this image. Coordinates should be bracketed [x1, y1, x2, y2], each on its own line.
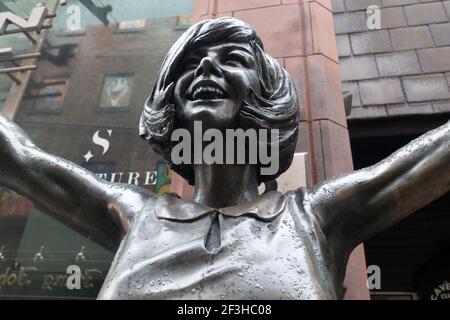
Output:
[139, 17, 299, 186]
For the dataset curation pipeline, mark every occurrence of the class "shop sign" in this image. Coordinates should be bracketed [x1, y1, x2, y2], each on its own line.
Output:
[430, 281, 450, 300]
[416, 255, 450, 300]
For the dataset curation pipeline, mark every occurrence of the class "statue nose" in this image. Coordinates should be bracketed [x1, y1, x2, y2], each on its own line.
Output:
[194, 57, 222, 78]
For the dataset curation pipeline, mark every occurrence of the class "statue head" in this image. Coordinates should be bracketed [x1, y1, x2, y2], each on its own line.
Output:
[139, 17, 299, 186]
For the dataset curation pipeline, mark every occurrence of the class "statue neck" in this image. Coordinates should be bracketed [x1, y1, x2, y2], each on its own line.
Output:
[192, 164, 259, 208]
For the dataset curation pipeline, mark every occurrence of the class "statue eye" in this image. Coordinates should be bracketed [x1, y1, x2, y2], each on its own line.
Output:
[185, 58, 200, 70]
[225, 53, 247, 67]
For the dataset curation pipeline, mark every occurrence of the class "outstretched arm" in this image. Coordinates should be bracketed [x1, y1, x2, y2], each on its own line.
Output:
[0, 115, 154, 251]
[305, 120, 450, 255]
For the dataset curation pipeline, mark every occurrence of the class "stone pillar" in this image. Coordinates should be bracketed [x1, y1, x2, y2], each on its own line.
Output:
[170, 0, 370, 299]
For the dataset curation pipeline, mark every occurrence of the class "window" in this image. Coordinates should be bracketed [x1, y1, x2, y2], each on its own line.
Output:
[117, 19, 146, 32]
[98, 74, 133, 109]
[31, 79, 68, 113]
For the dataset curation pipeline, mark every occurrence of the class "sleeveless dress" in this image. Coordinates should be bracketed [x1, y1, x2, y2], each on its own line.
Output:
[97, 188, 343, 300]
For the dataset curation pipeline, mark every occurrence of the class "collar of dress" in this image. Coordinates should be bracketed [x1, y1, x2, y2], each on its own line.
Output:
[154, 191, 286, 222]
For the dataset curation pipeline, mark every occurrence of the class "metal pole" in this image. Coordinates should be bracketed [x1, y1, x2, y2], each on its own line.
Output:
[6, 73, 20, 85]
[2, 0, 61, 120]
[0, 65, 37, 74]
[22, 31, 37, 44]
[0, 52, 41, 62]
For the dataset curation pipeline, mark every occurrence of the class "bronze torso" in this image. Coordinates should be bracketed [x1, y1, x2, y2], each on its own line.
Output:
[98, 189, 342, 300]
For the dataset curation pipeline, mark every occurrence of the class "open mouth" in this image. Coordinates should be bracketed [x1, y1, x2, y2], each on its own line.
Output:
[187, 81, 228, 101]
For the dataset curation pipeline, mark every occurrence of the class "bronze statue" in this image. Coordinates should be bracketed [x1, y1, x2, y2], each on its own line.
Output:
[0, 17, 448, 300]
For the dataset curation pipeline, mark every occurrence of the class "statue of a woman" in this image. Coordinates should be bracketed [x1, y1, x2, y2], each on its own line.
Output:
[0, 17, 448, 300]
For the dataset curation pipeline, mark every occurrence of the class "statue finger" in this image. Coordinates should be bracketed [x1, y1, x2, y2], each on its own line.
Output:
[162, 82, 175, 103]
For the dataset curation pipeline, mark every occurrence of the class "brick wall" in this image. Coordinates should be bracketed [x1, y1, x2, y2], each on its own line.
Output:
[332, 0, 450, 119]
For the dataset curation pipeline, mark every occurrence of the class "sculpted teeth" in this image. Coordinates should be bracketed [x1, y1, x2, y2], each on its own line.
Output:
[192, 86, 225, 100]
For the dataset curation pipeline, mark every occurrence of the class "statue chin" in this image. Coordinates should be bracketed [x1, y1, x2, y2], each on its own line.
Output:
[178, 99, 241, 130]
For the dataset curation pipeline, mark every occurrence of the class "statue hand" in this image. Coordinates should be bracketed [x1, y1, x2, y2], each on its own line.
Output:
[152, 82, 175, 111]
[140, 82, 175, 142]
[0, 115, 34, 165]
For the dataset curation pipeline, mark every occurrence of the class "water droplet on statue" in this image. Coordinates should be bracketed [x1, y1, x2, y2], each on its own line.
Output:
[254, 283, 264, 291]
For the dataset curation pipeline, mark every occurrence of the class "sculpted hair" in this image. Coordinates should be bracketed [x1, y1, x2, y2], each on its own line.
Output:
[139, 17, 299, 185]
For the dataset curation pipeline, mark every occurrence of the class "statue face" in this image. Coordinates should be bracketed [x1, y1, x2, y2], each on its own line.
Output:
[173, 42, 262, 131]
